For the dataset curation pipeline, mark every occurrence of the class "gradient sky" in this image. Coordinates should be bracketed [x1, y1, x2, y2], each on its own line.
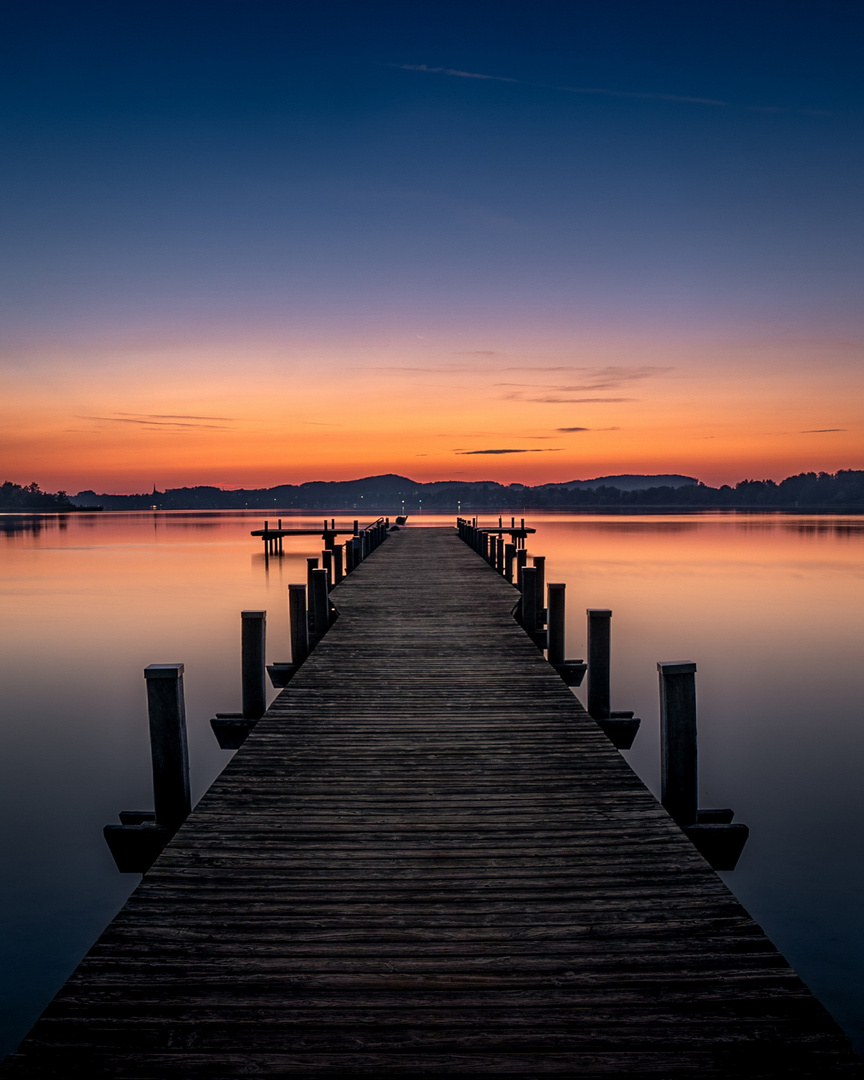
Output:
[2, 0, 863, 492]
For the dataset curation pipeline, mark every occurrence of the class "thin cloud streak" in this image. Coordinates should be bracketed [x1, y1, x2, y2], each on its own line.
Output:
[394, 63, 786, 110]
[454, 447, 562, 455]
[394, 64, 518, 84]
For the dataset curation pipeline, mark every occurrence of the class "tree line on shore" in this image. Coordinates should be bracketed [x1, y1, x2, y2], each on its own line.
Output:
[3, 470, 864, 512]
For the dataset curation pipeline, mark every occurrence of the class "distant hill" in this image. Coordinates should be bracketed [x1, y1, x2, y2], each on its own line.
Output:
[67, 470, 864, 511]
[540, 474, 697, 492]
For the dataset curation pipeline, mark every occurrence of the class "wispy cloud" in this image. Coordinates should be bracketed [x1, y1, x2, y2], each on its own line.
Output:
[81, 413, 235, 430]
[557, 427, 590, 432]
[393, 63, 518, 84]
[801, 428, 846, 433]
[527, 396, 636, 404]
[395, 63, 810, 112]
[454, 447, 562, 455]
[499, 364, 670, 404]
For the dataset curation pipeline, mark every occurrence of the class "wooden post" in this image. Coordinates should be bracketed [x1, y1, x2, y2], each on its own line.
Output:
[587, 609, 612, 720]
[321, 549, 333, 587]
[547, 583, 565, 665]
[504, 543, 515, 582]
[144, 664, 191, 830]
[658, 662, 698, 827]
[353, 520, 359, 535]
[306, 557, 318, 623]
[289, 584, 309, 666]
[311, 568, 331, 635]
[241, 610, 267, 720]
[345, 538, 354, 573]
[520, 566, 538, 631]
[532, 556, 545, 608]
[516, 548, 527, 581]
[332, 544, 343, 584]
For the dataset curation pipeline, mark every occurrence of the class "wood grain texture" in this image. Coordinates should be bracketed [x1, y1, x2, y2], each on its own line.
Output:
[3, 527, 861, 1077]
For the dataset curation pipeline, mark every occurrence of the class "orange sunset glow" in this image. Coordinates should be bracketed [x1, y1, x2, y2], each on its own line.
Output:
[5, 328, 863, 493]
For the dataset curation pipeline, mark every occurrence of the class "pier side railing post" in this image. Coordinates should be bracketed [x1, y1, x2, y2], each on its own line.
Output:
[587, 609, 612, 720]
[311, 568, 331, 637]
[504, 543, 515, 582]
[547, 583, 565, 665]
[144, 664, 191, 830]
[241, 610, 267, 720]
[520, 566, 539, 634]
[333, 544, 343, 584]
[289, 584, 309, 666]
[658, 662, 698, 827]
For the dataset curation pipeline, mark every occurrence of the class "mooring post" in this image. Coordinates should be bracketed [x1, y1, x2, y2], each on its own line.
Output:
[520, 566, 539, 631]
[289, 584, 309, 666]
[241, 610, 267, 720]
[504, 543, 515, 582]
[332, 544, 343, 584]
[306, 557, 319, 632]
[310, 568, 331, 636]
[587, 609, 612, 720]
[658, 662, 698, 827]
[353, 519, 359, 536]
[345, 538, 354, 573]
[532, 556, 545, 618]
[547, 583, 565, 665]
[144, 664, 191, 830]
[321, 549, 333, 587]
[515, 548, 527, 581]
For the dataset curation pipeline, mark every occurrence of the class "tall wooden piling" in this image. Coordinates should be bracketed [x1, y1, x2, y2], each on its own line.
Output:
[658, 661, 699, 827]
[310, 568, 331, 637]
[520, 565, 539, 633]
[240, 610, 267, 720]
[504, 542, 515, 582]
[587, 608, 612, 720]
[289, 584, 309, 666]
[547, 582, 566, 665]
[143, 664, 191, 830]
[332, 544, 343, 584]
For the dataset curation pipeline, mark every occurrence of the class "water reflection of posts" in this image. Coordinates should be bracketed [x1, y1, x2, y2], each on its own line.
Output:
[657, 661, 749, 871]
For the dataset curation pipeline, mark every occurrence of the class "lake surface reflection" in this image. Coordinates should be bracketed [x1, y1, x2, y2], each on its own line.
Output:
[1, 510, 863, 1056]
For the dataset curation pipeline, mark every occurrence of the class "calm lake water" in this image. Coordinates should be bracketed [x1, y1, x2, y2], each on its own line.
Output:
[1, 509, 863, 1057]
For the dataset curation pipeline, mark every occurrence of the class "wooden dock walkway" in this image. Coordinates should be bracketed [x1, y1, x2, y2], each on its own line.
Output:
[4, 527, 862, 1077]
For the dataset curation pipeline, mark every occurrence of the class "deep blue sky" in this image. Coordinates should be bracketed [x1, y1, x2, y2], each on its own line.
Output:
[2, 1, 863, 489]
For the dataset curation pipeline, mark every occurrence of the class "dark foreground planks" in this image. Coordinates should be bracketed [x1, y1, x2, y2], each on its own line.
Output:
[3, 527, 861, 1078]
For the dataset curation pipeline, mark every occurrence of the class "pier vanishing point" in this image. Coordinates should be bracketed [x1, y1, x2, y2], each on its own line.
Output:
[3, 525, 862, 1077]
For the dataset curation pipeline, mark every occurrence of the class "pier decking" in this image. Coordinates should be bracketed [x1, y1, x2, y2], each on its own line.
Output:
[3, 527, 862, 1076]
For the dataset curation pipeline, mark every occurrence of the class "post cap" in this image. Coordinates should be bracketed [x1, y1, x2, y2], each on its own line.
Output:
[547, 582, 566, 590]
[657, 661, 697, 675]
[241, 610, 266, 619]
[144, 663, 184, 679]
[587, 608, 612, 618]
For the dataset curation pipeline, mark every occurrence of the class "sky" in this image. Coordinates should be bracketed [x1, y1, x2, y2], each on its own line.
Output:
[2, 0, 863, 493]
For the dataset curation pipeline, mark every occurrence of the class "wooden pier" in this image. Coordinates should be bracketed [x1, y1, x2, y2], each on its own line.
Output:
[3, 527, 862, 1077]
